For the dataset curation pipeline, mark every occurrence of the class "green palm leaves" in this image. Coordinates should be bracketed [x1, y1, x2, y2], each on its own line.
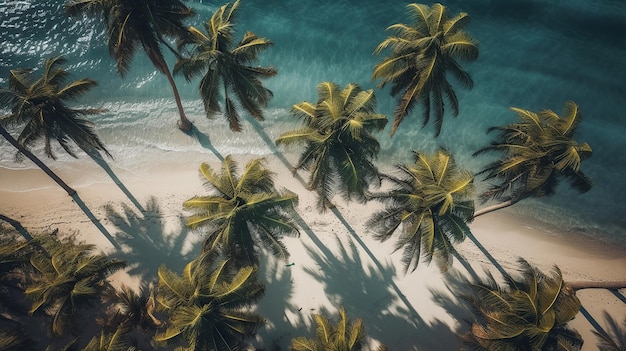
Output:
[373, 3, 478, 136]
[0, 56, 109, 159]
[461, 258, 583, 350]
[368, 149, 474, 272]
[155, 251, 264, 351]
[183, 156, 299, 265]
[25, 236, 126, 336]
[475, 101, 593, 203]
[291, 307, 365, 351]
[174, 0, 277, 131]
[275, 82, 387, 211]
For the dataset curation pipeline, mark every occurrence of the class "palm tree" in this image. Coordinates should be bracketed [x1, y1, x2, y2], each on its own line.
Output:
[64, 0, 195, 132]
[290, 307, 368, 351]
[372, 3, 478, 136]
[474, 101, 592, 217]
[155, 250, 265, 351]
[460, 258, 583, 351]
[275, 82, 388, 211]
[82, 326, 134, 351]
[0, 56, 110, 195]
[367, 148, 474, 272]
[183, 156, 300, 266]
[173, 0, 277, 132]
[24, 235, 126, 336]
[594, 313, 626, 351]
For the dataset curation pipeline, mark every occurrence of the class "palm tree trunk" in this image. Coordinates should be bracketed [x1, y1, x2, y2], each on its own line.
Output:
[0, 126, 76, 196]
[473, 199, 516, 217]
[567, 281, 626, 291]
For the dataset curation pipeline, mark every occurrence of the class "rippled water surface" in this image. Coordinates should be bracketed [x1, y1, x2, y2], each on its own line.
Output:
[1, 0, 625, 244]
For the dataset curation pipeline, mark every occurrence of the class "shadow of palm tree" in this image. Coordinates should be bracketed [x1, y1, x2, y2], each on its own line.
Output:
[105, 197, 199, 284]
[253, 256, 308, 351]
[87, 150, 145, 213]
[303, 236, 461, 350]
[71, 192, 121, 251]
[190, 125, 224, 162]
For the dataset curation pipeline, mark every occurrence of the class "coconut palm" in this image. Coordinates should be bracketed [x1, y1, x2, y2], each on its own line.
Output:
[183, 156, 299, 266]
[82, 325, 134, 351]
[0, 327, 38, 351]
[275, 82, 388, 211]
[372, 3, 478, 136]
[474, 101, 592, 216]
[460, 258, 583, 350]
[0, 236, 32, 317]
[0, 56, 110, 195]
[173, 0, 277, 132]
[155, 250, 265, 351]
[64, 0, 195, 132]
[24, 235, 126, 336]
[367, 148, 474, 272]
[290, 307, 366, 351]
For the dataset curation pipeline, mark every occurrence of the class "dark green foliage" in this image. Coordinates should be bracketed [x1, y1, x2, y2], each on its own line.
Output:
[461, 258, 583, 351]
[368, 149, 474, 272]
[372, 3, 478, 136]
[174, 0, 277, 132]
[184, 156, 300, 266]
[276, 82, 387, 211]
[475, 101, 592, 203]
[155, 250, 265, 351]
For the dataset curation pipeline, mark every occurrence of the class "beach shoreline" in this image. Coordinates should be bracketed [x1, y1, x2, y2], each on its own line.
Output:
[1, 154, 625, 350]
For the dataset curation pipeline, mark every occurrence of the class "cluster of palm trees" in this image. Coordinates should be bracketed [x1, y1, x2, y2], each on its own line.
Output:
[1, 0, 623, 350]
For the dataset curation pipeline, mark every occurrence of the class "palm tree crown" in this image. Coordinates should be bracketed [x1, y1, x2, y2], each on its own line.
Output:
[174, 0, 277, 132]
[372, 3, 478, 136]
[291, 307, 365, 351]
[0, 56, 110, 159]
[64, 0, 196, 131]
[183, 156, 300, 266]
[155, 251, 265, 351]
[461, 258, 583, 350]
[475, 101, 593, 204]
[367, 149, 474, 272]
[275, 82, 388, 211]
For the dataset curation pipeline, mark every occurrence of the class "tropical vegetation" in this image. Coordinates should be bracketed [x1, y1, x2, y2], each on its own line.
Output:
[474, 101, 593, 216]
[155, 250, 265, 351]
[290, 307, 367, 351]
[372, 3, 479, 136]
[460, 258, 583, 350]
[367, 148, 474, 272]
[275, 82, 388, 211]
[64, 0, 196, 132]
[183, 156, 300, 266]
[174, 0, 277, 132]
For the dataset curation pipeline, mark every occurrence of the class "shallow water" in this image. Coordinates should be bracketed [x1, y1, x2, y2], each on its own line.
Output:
[1, 0, 625, 245]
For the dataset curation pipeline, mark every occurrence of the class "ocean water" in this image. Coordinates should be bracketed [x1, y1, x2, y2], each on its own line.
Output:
[1, 0, 625, 246]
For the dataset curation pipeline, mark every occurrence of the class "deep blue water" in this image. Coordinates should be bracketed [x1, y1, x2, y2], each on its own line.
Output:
[1, 0, 625, 245]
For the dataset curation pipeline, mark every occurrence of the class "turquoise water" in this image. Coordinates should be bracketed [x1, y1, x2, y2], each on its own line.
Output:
[1, 0, 625, 245]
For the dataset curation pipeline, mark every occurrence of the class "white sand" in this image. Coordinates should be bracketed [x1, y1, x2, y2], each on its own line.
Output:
[1, 152, 625, 350]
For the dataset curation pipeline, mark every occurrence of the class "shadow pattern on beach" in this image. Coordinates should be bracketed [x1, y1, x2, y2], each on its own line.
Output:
[105, 197, 200, 285]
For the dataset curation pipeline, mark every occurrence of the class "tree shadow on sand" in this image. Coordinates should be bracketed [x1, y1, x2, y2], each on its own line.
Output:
[252, 256, 309, 351]
[190, 125, 225, 162]
[105, 197, 200, 285]
[304, 236, 461, 350]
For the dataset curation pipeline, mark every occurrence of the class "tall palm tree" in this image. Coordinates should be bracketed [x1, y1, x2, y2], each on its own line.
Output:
[372, 3, 478, 136]
[474, 101, 593, 217]
[367, 148, 474, 272]
[275, 82, 388, 211]
[290, 307, 367, 351]
[460, 258, 583, 351]
[64, 0, 195, 132]
[183, 156, 300, 266]
[0, 56, 110, 195]
[24, 235, 126, 336]
[155, 250, 265, 351]
[174, 0, 277, 132]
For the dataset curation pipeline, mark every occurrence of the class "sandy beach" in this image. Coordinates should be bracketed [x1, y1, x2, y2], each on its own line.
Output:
[1, 150, 625, 351]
